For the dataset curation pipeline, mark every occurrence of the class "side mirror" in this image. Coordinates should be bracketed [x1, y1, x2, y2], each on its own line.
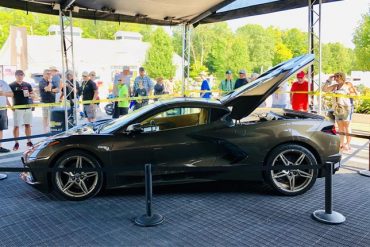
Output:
[126, 123, 143, 133]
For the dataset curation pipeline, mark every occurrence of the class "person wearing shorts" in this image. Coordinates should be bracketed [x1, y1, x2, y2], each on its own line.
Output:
[323, 72, 357, 152]
[80, 71, 98, 122]
[39, 69, 58, 133]
[9, 70, 34, 151]
[0, 79, 14, 153]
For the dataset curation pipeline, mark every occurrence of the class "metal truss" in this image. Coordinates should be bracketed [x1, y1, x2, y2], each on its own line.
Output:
[59, 9, 77, 130]
[308, 0, 322, 113]
[181, 24, 191, 96]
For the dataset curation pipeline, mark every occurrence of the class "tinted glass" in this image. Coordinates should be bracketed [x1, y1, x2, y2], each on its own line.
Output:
[141, 107, 207, 132]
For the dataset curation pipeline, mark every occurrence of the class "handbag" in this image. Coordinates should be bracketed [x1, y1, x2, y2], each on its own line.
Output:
[332, 85, 350, 120]
[333, 102, 349, 119]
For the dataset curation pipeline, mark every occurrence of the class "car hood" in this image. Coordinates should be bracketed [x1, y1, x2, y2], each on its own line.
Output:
[52, 119, 112, 138]
[220, 54, 314, 120]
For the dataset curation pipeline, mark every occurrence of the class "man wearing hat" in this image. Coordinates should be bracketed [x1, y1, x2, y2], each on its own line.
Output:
[290, 71, 309, 112]
[133, 67, 153, 96]
[219, 70, 235, 95]
[234, 69, 249, 90]
[9, 70, 34, 150]
[80, 71, 98, 122]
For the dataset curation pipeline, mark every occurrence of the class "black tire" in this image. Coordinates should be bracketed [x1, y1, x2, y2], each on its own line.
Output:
[264, 144, 318, 196]
[105, 103, 114, 115]
[51, 150, 104, 201]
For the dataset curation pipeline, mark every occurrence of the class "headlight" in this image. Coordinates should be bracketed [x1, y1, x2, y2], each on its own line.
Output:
[24, 140, 61, 161]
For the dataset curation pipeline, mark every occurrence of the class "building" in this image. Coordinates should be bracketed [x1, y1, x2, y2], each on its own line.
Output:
[0, 25, 183, 96]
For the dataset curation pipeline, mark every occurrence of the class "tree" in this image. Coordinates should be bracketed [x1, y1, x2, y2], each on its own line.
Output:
[171, 26, 183, 56]
[222, 37, 251, 79]
[0, 7, 153, 49]
[282, 28, 308, 57]
[143, 27, 175, 78]
[204, 23, 233, 78]
[267, 26, 293, 65]
[322, 43, 354, 74]
[189, 61, 208, 79]
[273, 43, 293, 65]
[236, 24, 275, 73]
[353, 10, 370, 70]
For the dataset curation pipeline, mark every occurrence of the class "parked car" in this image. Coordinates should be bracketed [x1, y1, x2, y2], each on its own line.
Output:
[21, 54, 341, 200]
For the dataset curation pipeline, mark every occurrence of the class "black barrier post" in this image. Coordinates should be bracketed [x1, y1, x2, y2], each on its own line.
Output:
[134, 164, 164, 227]
[0, 173, 7, 180]
[312, 162, 345, 224]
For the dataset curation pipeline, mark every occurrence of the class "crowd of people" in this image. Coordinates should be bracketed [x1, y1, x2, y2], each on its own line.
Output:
[0, 63, 360, 153]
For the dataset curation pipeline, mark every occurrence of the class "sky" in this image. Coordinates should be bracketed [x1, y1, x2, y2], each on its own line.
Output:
[226, 0, 370, 48]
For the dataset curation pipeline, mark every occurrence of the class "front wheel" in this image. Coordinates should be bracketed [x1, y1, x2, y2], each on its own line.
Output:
[265, 144, 318, 196]
[105, 103, 114, 115]
[51, 151, 104, 201]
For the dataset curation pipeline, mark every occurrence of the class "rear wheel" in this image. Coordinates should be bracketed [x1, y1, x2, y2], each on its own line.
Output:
[265, 144, 318, 196]
[51, 151, 103, 201]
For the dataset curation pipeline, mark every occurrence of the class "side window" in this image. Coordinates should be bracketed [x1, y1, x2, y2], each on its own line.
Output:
[140, 107, 209, 132]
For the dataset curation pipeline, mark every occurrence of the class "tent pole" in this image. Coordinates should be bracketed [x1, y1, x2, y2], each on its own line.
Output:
[59, 9, 68, 131]
[182, 24, 191, 97]
[308, 0, 322, 114]
[59, 9, 77, 131]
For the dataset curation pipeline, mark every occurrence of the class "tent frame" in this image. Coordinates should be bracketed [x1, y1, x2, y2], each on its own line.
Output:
[308, 0, 322, 114]
[181, 24, 191, 96]
[59, 9, 77, 130]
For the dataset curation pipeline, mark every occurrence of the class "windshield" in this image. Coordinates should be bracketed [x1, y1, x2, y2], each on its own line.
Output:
[99, 103, 160, 134]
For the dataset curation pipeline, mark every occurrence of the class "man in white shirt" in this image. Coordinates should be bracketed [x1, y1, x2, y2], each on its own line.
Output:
[0, 79, 14, 153]
[272, 81, 290, 109]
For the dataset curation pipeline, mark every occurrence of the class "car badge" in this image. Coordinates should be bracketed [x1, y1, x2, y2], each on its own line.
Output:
[98, 145, 110, 151]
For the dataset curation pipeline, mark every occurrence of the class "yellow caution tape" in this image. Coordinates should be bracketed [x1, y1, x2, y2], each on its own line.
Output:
[0, 89, 368, 110]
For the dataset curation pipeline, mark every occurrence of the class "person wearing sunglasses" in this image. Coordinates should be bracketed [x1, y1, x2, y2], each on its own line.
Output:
[323, 72, 357, 152]
[81, 71, 98, 122]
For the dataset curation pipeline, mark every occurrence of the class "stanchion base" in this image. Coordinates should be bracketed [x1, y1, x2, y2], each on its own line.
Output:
[312, 210, 346, 224]
[134, 214, 164, 227]
[0, 173, 7, 180]
[358, 170, 370, 177]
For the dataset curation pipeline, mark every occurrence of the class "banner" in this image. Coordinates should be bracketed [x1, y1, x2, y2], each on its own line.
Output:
[10, 26, 28, 71]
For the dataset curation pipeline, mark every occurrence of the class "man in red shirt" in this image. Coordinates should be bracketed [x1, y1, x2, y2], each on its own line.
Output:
[290, 71, 309, 112]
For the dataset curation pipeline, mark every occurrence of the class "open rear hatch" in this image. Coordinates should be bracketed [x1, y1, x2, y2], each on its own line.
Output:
[220, 54, 315, 120]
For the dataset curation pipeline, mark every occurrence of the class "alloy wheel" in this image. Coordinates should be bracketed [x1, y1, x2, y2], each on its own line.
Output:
[55, 155, 99, 198]
[270, 149, 315, 193]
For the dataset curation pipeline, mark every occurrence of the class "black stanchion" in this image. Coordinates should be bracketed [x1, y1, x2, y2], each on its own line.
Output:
[312, 162, 345, 224]
[134, 164, 164, 227]
[0, 173, 7, 180]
